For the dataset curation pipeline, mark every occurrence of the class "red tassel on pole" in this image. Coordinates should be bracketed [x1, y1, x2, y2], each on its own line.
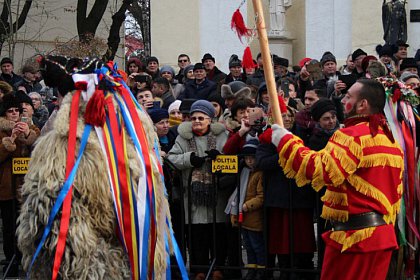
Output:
[231, 8, 252, 41]
[84, 89, 106, 127]
[242, 46, 257, 69]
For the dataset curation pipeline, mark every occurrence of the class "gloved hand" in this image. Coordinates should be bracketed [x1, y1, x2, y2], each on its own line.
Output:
[190, 152, 206, 168]
[205, 149, 221, 160]
[271, 124, 291, 148]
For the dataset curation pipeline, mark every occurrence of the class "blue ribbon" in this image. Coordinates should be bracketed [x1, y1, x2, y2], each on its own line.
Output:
[27, 124, 92, 278]
[167, 218, 189, 280]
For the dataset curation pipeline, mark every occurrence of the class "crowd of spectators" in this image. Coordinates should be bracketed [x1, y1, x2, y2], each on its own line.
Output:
[0, 39, 419, 279]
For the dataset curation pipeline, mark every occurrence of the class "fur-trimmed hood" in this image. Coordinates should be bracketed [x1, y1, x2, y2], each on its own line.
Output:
[224, 116, 241, 132]
[177, 121, 225, 140]
[0, 117, 15, 133]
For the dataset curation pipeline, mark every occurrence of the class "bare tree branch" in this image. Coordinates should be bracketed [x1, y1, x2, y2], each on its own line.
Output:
[77, 0, 109, 41]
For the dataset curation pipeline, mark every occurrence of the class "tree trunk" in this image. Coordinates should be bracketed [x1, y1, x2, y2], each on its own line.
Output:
[103, 0, 133, 61]
[77, 0, 109, 42]
[0, 0, 33, 55]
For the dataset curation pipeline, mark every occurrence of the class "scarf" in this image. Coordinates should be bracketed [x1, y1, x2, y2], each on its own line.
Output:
[187, 131, 217, 206]
[344, 113, 394, 143]
[225, 167, 250, 223]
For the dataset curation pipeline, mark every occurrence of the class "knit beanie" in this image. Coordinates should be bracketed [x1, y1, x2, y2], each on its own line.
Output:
[320, 51, 337, 66]
[190, 100, 216, 119]
[183, 64, 195, 76]
[148, 108, 169, 123]
[229, 54, 242, 68]
[160, 65, 175, 76]
[241, 137, 259, 156]
[310, 98, 336, 121]
[168, 100, 182, 114]
[400, 72, 419, 83]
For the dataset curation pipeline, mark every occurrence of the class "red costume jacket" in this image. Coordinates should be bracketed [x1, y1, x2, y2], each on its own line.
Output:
[277, 120, 404, 253]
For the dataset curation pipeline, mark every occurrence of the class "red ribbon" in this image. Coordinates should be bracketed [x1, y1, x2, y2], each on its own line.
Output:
[51, 90, 81, 280]
[117, 85, 157, 278]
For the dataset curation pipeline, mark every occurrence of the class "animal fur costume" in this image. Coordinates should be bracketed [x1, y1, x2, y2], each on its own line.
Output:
[16, 57, 177, 279]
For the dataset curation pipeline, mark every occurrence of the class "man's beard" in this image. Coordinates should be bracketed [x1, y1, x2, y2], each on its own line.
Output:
[344, 103, 358, 119]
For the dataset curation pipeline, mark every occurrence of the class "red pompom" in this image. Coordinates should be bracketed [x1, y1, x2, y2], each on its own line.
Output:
[84, 89, 106, 127]
[231, 9, 252, 41]
[242, 46, 257, 69]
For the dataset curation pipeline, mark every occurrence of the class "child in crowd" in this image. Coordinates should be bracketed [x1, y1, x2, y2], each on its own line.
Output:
[225, 138, 265, 280]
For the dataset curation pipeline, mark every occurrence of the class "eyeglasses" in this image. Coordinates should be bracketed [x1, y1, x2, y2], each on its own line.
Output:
[191, 116, 210, 122]
[6, 108, 19, 113]
[178, 59, 188, 63]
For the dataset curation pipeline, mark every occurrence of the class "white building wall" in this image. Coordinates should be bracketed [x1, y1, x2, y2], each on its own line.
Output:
[305, 0, 352, 61]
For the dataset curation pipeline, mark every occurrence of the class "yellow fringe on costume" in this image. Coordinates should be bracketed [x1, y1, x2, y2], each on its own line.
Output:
[329, 130, 362, 158]
[322, 190, 348, 206]
[360, 153, 404, 169]
[329, 227, 376, 252]
[321, 206, 349, 222]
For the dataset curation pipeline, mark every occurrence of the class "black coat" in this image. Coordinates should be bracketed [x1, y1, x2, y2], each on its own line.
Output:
[255, 143, 315, 209]
[178, 78, 216, 100]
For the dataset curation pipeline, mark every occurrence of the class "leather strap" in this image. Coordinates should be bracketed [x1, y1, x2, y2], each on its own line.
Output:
[331, 212, 386, 231]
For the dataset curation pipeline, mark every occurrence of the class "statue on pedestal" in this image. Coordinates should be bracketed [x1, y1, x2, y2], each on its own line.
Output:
[269, 0, 292, 32]
[382, 0, 407, 45]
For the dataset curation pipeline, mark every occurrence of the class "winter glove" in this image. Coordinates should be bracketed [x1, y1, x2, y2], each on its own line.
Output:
[190, 152, 206, 168]
[205, 149, 221, 160]
[271, 124, 291, 148]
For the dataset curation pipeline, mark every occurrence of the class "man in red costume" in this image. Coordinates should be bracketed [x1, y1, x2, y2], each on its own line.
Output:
[271, 79, 404, 280]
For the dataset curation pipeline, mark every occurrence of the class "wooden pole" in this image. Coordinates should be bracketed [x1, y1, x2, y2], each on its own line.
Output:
[251, 0, 283, 127]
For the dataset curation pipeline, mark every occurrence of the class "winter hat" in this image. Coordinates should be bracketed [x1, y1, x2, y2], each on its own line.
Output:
[241, 137, 259, 156]
[375, 44, 396, 57]
[148, 108, 169, 124]
[273, 55, 289, 68]
[257, 82, 267, 96]
[193, 63, 206, 71]
[207, 92, 225, 110]
[183, 64, 195, 76]
[168, 100, 182, 114]
[15, 90, 34, 110]
[0, 57, 13, 66]
[298, 57, 312, 68]
[320, 51, 336, 66]
[202, 53, 215, 63]
[400, 72, 419, 83]
[146, 56, 159, 65]
[229, 54, 242, 68]
[160, 65, 175, 76]
[362, 55, 378, 72]
[310, 98, 336, 122]
[1, 94, 21, 116]
[352, 48, 367, 61]
[190, 99, 216, 119]
[400, 58, 418, 72]
[221, 81, 251, 100]
[179, 98, 197, 114]
[395, 40, 409, 48]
